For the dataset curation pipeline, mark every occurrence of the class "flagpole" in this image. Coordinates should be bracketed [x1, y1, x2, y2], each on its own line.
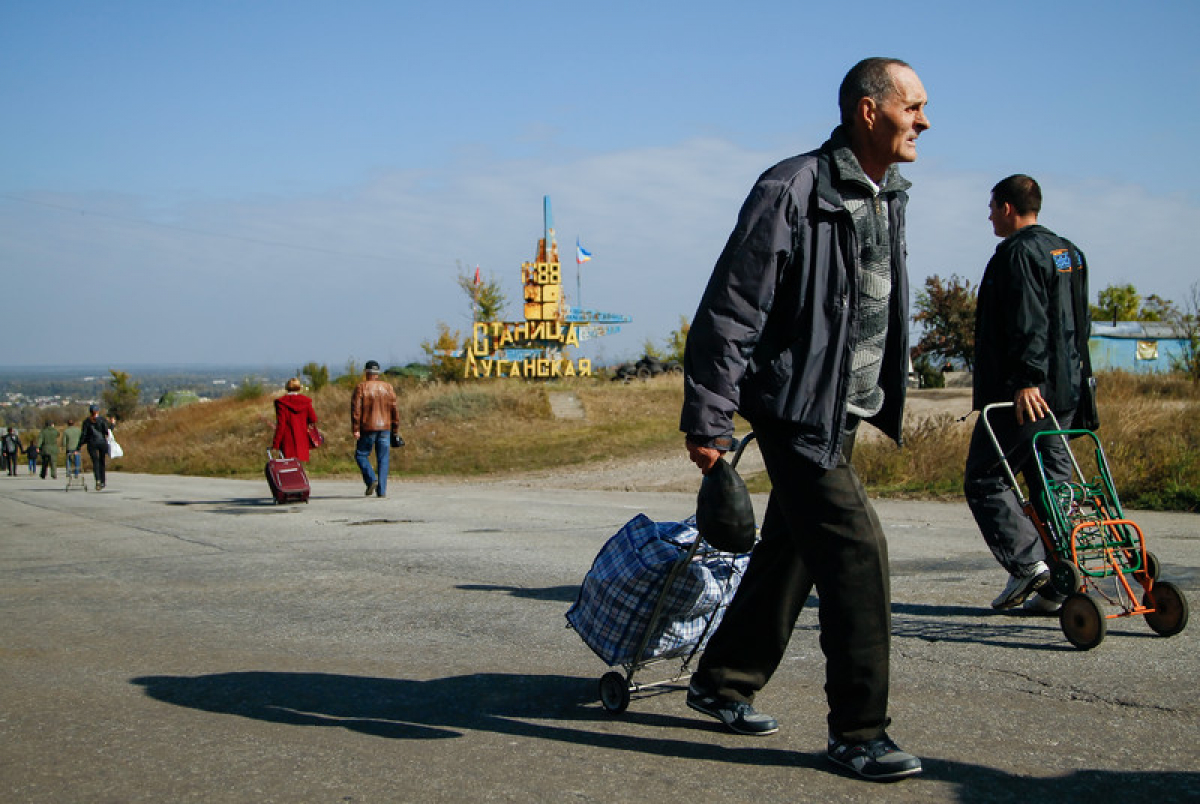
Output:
[575, 238, 593, 312]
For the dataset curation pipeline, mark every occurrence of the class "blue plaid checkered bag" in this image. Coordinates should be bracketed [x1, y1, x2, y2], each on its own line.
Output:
[566, 514, 748, 666]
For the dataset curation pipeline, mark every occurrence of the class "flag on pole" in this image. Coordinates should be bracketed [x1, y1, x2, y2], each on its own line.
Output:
[473, 265, 481, 285]
[576, 238, 592, 265]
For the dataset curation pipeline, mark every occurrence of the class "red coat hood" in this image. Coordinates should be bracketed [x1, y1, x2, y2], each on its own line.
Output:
[275, 394, 311, 413]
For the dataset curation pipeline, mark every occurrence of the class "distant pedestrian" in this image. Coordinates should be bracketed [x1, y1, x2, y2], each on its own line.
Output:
[271, 378, 318, 461]
[1, 427, 19, 475]
[25, 436, 39, 475]
[350, 360, 400, 498]
[37, 421, 60, 480]
[61, 419, 83, 477]
[79, 405, 112, 490]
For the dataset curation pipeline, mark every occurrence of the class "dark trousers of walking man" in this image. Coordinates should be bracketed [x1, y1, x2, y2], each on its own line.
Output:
[694, 424, 891, 742]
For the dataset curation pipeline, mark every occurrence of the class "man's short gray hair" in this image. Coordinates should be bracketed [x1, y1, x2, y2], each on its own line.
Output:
[838, 57, 912, 127]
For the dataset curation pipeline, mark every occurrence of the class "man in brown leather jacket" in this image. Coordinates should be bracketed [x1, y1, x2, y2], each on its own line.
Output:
[351, 360, 401, 497]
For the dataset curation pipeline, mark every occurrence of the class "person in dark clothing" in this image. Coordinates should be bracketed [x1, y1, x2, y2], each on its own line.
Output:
[25, 437, 39, 475]
[2, 427, 21, 475]
[679, 57, 929, 782]
[79, 404, 111, 490]
[965, 174, 1091, 613]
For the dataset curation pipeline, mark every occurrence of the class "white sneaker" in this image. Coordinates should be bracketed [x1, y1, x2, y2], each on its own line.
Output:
[1022, 591, 1063, 614]
[991, 561, 1050, 610]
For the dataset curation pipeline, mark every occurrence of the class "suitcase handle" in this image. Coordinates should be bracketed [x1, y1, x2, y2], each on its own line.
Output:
[267, 449, 283, 461]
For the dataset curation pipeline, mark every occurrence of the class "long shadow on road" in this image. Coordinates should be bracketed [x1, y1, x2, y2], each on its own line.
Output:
[132, 670, 1198, 802]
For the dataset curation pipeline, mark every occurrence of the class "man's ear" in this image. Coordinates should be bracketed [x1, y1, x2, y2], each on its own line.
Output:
[857, 96, 878, 131]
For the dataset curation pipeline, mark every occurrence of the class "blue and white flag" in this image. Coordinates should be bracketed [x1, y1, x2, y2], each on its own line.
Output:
[576, 238, 593, 265]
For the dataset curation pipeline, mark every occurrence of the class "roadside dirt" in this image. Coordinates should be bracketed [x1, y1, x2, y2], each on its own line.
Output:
[493, 387, 975, 493]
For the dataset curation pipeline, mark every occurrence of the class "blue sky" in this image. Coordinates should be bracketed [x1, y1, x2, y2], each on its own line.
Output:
[2, 1, 1198, 369]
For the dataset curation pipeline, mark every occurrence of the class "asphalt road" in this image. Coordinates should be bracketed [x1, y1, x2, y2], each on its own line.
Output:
[1, 470, 1198, 803]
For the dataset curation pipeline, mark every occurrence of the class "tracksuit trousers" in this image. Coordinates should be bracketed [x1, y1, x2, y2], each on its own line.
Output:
[964, 406, 1075, 575]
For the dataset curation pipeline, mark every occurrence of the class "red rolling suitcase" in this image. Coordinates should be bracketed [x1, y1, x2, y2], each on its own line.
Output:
[265, 450, 310, 504]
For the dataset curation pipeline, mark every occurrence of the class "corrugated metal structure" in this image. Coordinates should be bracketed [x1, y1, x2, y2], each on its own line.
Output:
[1089, 322, 1189, 373]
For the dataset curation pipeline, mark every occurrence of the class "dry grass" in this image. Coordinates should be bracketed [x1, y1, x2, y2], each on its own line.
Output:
[109, 371, 1199, 511]
[851, 371, 1200, 510]
[1084, 372, 1200, 510]
[114, 375, 687, 480]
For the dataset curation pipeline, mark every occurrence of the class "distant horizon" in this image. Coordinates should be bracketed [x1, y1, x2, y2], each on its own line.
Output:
[0, 363, 303, 376]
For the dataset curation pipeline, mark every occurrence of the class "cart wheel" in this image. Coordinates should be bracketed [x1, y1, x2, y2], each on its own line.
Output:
[599, 671, 630, 714]
[1143, 581, 1189, 637]
[1049, 560, 1083, 597]
[1060, 593, 1106, 650]
[1143, 551, 1161, 581]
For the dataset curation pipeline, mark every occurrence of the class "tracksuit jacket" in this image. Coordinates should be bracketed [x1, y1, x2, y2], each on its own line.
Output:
[972, 224, 1089, 413]
[681, 128, 911, 470]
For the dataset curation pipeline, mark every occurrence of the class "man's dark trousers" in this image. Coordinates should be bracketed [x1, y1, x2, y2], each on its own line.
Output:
[692, 425, 891, 743]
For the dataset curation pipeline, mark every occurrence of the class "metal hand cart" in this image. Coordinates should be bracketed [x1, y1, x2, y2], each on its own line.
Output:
[981, 403, 1188, 650]
[64, 450, 88, 492]
[567, 435, 757, 713]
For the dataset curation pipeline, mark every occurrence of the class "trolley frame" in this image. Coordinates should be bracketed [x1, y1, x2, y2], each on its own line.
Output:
[596, 434, 756, 712]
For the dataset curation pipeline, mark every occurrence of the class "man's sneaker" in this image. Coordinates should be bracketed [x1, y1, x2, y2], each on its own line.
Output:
[991, 561, 1050, 610]
[1023, 591, 1064, 614]
[686, 684, 778, 735]
[365, 481, 378, 497]
[827, 734, 922, 781]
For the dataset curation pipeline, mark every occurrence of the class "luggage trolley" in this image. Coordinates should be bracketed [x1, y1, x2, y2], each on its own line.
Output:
[567, 435, 757, 713]
[64, 450, 87, 492]
[981, 403, 1189, 650]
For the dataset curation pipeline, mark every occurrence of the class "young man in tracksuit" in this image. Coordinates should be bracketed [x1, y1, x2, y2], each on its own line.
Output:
[965, 174, 1091, 613]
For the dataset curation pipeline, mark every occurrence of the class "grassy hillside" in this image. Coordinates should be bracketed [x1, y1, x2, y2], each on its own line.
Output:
[112, 377, 687, 480]
[108, 372, 1200, 511]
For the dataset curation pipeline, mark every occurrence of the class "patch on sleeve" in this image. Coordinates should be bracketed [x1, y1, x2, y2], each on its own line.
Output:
[1051, 248, 1073, 273]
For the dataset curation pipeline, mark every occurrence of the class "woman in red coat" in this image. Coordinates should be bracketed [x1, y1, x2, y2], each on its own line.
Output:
[271, 378, 317, 461]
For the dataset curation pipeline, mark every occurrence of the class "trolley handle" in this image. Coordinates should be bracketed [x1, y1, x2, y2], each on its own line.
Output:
[728, 432, 756, 470]
[980, 403, 1085, 505]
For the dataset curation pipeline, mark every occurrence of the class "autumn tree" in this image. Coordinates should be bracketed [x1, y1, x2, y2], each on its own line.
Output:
[300, 362, 329, 392]
[1092, 283, 1140, 324]
[1138, 294, 1179, 322]
[1168, 282, 1200, 383]
[102, 369, 142, 421]
[664, 315, 690, 364]
[421, 322, 467, 382]
[912, 274, 977, 370]
[456, 262, 507, 322]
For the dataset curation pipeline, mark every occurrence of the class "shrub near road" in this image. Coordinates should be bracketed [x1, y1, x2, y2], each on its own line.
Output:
[109, 372, 1198, 511]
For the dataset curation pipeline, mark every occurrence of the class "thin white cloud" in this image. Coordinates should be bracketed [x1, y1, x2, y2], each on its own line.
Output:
[3, 141, 1196, 368]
